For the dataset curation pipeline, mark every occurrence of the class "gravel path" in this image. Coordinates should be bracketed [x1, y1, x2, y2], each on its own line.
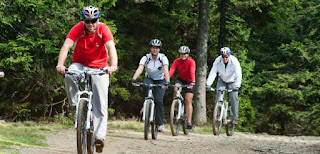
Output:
[17, 128, 320, 154]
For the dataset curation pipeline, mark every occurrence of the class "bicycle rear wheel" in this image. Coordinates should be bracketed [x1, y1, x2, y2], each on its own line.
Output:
[77, 100, 88, 154]
[182, 113, 190, 135]
[87, 113, 94, 154]
[212, 103, 223, 136]
[144, 100, 151, 140]
[170, 100, 181, 136]
[225, 108, 235, 136]
[151, 121, 158, 139]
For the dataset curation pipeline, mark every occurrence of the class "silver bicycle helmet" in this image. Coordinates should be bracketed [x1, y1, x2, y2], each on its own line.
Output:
[81, 6, 101, 19]
[178, 46, 190, 53]
[149, 39, 162, 47]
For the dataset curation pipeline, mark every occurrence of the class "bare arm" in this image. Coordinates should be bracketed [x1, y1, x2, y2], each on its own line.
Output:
[56, 38, 74, 74]
[163, 65, 170, 83]
[105, 40, 118, 74]
[131, 64, 144, 86]
[132, 64, 144, 80]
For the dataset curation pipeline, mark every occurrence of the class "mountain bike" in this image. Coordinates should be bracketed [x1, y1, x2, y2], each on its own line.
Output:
[0, 71, 4, 78]
[66, 68, 107, 154]
[207, 87, 237, 136]
[169, 84, 190, 136]
[135, 82, 165, 140]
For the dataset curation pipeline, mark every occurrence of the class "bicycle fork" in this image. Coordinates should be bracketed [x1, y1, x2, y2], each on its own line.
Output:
[174, 99, 184, 120]
[75, 91, 93, 129]
[142, 99, 155, 122]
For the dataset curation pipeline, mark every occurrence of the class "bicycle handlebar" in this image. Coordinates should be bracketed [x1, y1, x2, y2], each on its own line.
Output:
[206, 87, 238, 92]
[65, 68, 108, 76]
[134, 82, 167, 88]
[169, 84, 189, 88]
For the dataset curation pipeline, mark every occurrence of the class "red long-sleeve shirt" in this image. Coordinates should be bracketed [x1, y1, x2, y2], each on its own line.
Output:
[169, 57, 196, 82]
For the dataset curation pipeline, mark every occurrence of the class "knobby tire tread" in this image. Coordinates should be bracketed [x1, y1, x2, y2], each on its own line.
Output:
[144, 100, 151, 140]
[77, 100, 88, 154]
[170, 100, 180, 136]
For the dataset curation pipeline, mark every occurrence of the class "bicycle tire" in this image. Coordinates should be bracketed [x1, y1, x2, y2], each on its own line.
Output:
[170, 100, 181, 136]
[144, 100, 151, 140]
[182, 114, 190, 135]
[151, 107, 158, 139]
[212, 103, 223, 136]
[151, 121, 158, 139]
[87, 113, 94, 154]
[226, 107, 235, 136]
[77, 100, 88, 154]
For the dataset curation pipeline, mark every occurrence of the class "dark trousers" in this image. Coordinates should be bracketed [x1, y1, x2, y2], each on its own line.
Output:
[143, 78, 166, 126]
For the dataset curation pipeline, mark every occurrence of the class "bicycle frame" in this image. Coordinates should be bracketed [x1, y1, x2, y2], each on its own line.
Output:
[137, 83, 163, 122]
[66, 68, 107, 129]
[142, 85, 155, 122]
[172, 85, 188, 120]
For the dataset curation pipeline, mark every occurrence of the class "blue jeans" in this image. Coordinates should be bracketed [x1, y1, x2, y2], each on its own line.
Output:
[143, 78, 166, 126]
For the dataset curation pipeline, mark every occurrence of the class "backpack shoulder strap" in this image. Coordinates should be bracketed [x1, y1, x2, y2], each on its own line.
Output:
[144, 53, 151, 66]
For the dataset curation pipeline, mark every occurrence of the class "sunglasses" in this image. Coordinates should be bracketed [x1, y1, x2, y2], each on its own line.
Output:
[222, 56, 229, 59]
[84, 19, 98, 24]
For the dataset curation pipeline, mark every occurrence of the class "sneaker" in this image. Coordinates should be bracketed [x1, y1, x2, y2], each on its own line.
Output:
[187, 122, 192, 129]
[94, 138, 104, 153]
[158, 125, 164, 132]
[232, 119, 237, 125]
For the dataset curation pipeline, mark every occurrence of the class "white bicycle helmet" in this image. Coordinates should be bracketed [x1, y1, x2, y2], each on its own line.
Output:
[149, 39, 162, 47]
[81, 6, 101, 19]
[178, 46, 190, 53]
[220, 47, 231, 56]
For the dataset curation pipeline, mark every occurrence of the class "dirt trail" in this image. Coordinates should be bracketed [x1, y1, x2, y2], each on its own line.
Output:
[16, 128, 320, 154]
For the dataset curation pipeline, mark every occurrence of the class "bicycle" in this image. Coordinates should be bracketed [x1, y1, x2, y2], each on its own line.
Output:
[66, 68, 107, 154]
[169, 84, 190, 136]
[207, 87, 237, 136]
[134, 82, 165, 140]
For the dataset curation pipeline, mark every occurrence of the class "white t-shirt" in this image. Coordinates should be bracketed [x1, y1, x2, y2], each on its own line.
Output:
[139, 53, 169, 80]
[206, 55, 242, 88]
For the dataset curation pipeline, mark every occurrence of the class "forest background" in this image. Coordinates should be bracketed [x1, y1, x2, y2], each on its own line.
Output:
[0, 0, 319, 136]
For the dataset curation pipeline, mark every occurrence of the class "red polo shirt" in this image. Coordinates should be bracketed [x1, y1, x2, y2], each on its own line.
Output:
[66, 22, 114, 68]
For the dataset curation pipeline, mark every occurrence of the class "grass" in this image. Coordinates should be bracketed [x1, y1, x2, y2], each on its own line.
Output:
[0, 120, 71, 152]
[108, 119, 216, 134]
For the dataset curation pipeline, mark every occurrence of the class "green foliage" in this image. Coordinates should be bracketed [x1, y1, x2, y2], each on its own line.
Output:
[0, 0, 319, 136]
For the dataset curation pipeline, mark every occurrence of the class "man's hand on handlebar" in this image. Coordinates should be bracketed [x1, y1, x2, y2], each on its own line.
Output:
[56, 65, 66, 74]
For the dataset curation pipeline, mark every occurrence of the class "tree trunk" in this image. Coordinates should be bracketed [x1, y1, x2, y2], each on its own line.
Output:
[194, 0, 209, 125]
[218, 0, 227, 48]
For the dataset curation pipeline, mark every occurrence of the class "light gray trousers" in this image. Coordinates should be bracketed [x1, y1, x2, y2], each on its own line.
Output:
[215, 77, 239, 120]
[65, 63, 109, 140]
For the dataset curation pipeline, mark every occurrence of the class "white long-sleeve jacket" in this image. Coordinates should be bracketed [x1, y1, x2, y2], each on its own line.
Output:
[206, 55, 242, 88]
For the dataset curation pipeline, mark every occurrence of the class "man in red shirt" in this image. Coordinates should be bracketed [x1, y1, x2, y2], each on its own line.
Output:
[56, 6, 117, 153]
[169, 46, 196, 129]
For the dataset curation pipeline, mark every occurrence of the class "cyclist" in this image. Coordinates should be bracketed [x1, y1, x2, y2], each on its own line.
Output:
[131, 39, 170, 132]
[56, 5, 117, 153]
[169, 46, 196, 129]
[206, 47, 242, 125]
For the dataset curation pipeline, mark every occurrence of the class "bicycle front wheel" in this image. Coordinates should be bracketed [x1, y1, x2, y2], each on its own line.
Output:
[144, 100, 152, 140]
[77, 100, 88, 154]
[212, 103, 223, 136]
[170, 100, 181, 136]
